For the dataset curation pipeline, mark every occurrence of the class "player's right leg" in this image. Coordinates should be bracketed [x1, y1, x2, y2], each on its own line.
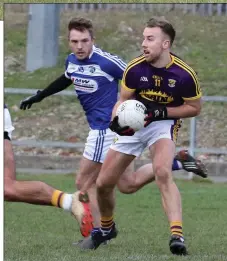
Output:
[73, 156, 101, 237]
[79, 134, 143, 250]
[79, 148, 135, 250]
[72, 128, 116, 238]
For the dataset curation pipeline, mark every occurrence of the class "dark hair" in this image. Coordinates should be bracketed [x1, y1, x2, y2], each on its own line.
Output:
[68, 17, 94, 38]
[146, 17, 176, 45]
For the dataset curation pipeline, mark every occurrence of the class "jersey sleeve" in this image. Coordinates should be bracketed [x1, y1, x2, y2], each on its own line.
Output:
[64, 55, 75, 79]
[180, 70, 202, 100]
[64, 56, 70, 79]
[102, 54, 127, 81]
[121, 63, 137, 92]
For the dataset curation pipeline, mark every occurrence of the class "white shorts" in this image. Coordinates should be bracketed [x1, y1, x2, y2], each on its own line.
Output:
[4, 108, 15, 139]
[83, 128, 116, 163]
[110, 119, 181, 157]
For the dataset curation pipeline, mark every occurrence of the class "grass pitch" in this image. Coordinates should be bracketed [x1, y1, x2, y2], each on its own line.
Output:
[4, 174, 227, 261]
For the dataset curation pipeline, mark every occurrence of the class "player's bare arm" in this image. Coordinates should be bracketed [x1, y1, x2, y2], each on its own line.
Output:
[167, 98, 201, 118]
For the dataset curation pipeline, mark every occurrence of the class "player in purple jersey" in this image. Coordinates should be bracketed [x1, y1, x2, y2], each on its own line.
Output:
[20, 18, 207, 243]
[83, 17, 203, 255]
[4, 105, 87, 226]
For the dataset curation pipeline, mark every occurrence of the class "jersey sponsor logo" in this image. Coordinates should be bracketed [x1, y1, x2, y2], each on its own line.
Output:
[72, 77, 98, 93]
[168, 79, 176, 88]
[139, 90, 174, 104]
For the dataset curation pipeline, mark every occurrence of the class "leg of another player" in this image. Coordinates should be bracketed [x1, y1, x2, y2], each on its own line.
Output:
[150, 138, 187, 255]
[117, 150, 207, 194]
[117, 162, 155, 194]
[117, 157, 182, 194]
[75, 157, 102, 229]
[4, 139, 73, 208]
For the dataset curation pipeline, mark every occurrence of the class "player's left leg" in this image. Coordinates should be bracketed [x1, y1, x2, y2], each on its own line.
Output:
[151, 138, 187, 256]
[117, 150, 207, 194]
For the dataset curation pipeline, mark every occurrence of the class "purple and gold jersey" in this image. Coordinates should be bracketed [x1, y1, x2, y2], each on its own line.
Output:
[122, 54, 201, 110]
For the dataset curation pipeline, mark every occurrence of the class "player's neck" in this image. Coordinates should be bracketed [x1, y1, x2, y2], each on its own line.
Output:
[150, 52, 172, 68]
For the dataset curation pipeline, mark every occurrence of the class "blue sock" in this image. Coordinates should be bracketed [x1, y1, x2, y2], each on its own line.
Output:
[172, 159, 182, 171]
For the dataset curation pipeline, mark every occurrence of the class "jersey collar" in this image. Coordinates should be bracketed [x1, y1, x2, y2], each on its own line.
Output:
[88, 45, 95, 59]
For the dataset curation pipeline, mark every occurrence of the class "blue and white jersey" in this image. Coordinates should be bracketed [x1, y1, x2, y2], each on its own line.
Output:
[65, 45, 127, 130]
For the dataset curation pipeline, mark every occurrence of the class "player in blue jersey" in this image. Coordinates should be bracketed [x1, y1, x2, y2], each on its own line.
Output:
[4, 105, 87, 226]
[20, 18, 207, 242]
[80, 17, 204, 254]
[20, 17, 126, 237]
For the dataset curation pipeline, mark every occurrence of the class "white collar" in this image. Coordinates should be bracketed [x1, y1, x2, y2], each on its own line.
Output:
[88, 45, 95, 59]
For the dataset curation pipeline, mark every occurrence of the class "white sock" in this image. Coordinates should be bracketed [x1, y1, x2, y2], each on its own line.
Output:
[61, 194, 73, 211]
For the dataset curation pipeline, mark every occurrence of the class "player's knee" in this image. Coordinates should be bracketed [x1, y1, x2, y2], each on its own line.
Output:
[96, 176, 114, 193]
[154, 165, 172, 185]
[4, 180, 16, 201]
[96, 177, 105, 190]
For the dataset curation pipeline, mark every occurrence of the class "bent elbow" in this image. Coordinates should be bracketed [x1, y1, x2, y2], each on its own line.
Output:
[194, 106, 201, 116]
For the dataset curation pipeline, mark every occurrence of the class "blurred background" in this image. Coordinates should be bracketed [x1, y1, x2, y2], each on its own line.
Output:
[4, 3, 227, 179]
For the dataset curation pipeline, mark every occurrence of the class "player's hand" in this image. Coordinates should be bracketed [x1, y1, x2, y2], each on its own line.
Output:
[144, 107, 168, 127]
[109, 116, 135, 136]
[20, 90, 43, 110]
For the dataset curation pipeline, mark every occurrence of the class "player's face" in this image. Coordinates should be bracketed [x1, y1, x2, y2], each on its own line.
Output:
[69, 29, 94, 60]
[142, 27, 170, 63]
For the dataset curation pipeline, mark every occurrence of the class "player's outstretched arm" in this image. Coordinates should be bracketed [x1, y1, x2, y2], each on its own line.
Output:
[20, 74, 72, 110]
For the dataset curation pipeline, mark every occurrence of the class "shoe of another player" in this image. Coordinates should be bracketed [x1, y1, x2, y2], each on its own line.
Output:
[169, 235, 188, 256]
[175, 150, 208, 178]
[79, 224, 118, 250]
[71, 191, 93, 237]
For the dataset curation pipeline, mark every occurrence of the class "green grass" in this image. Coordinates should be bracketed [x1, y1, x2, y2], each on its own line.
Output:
[4, 174, 227, 261]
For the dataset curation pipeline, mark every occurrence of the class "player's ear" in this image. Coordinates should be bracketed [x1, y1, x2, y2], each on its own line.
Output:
[163, 39, 170, 50]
